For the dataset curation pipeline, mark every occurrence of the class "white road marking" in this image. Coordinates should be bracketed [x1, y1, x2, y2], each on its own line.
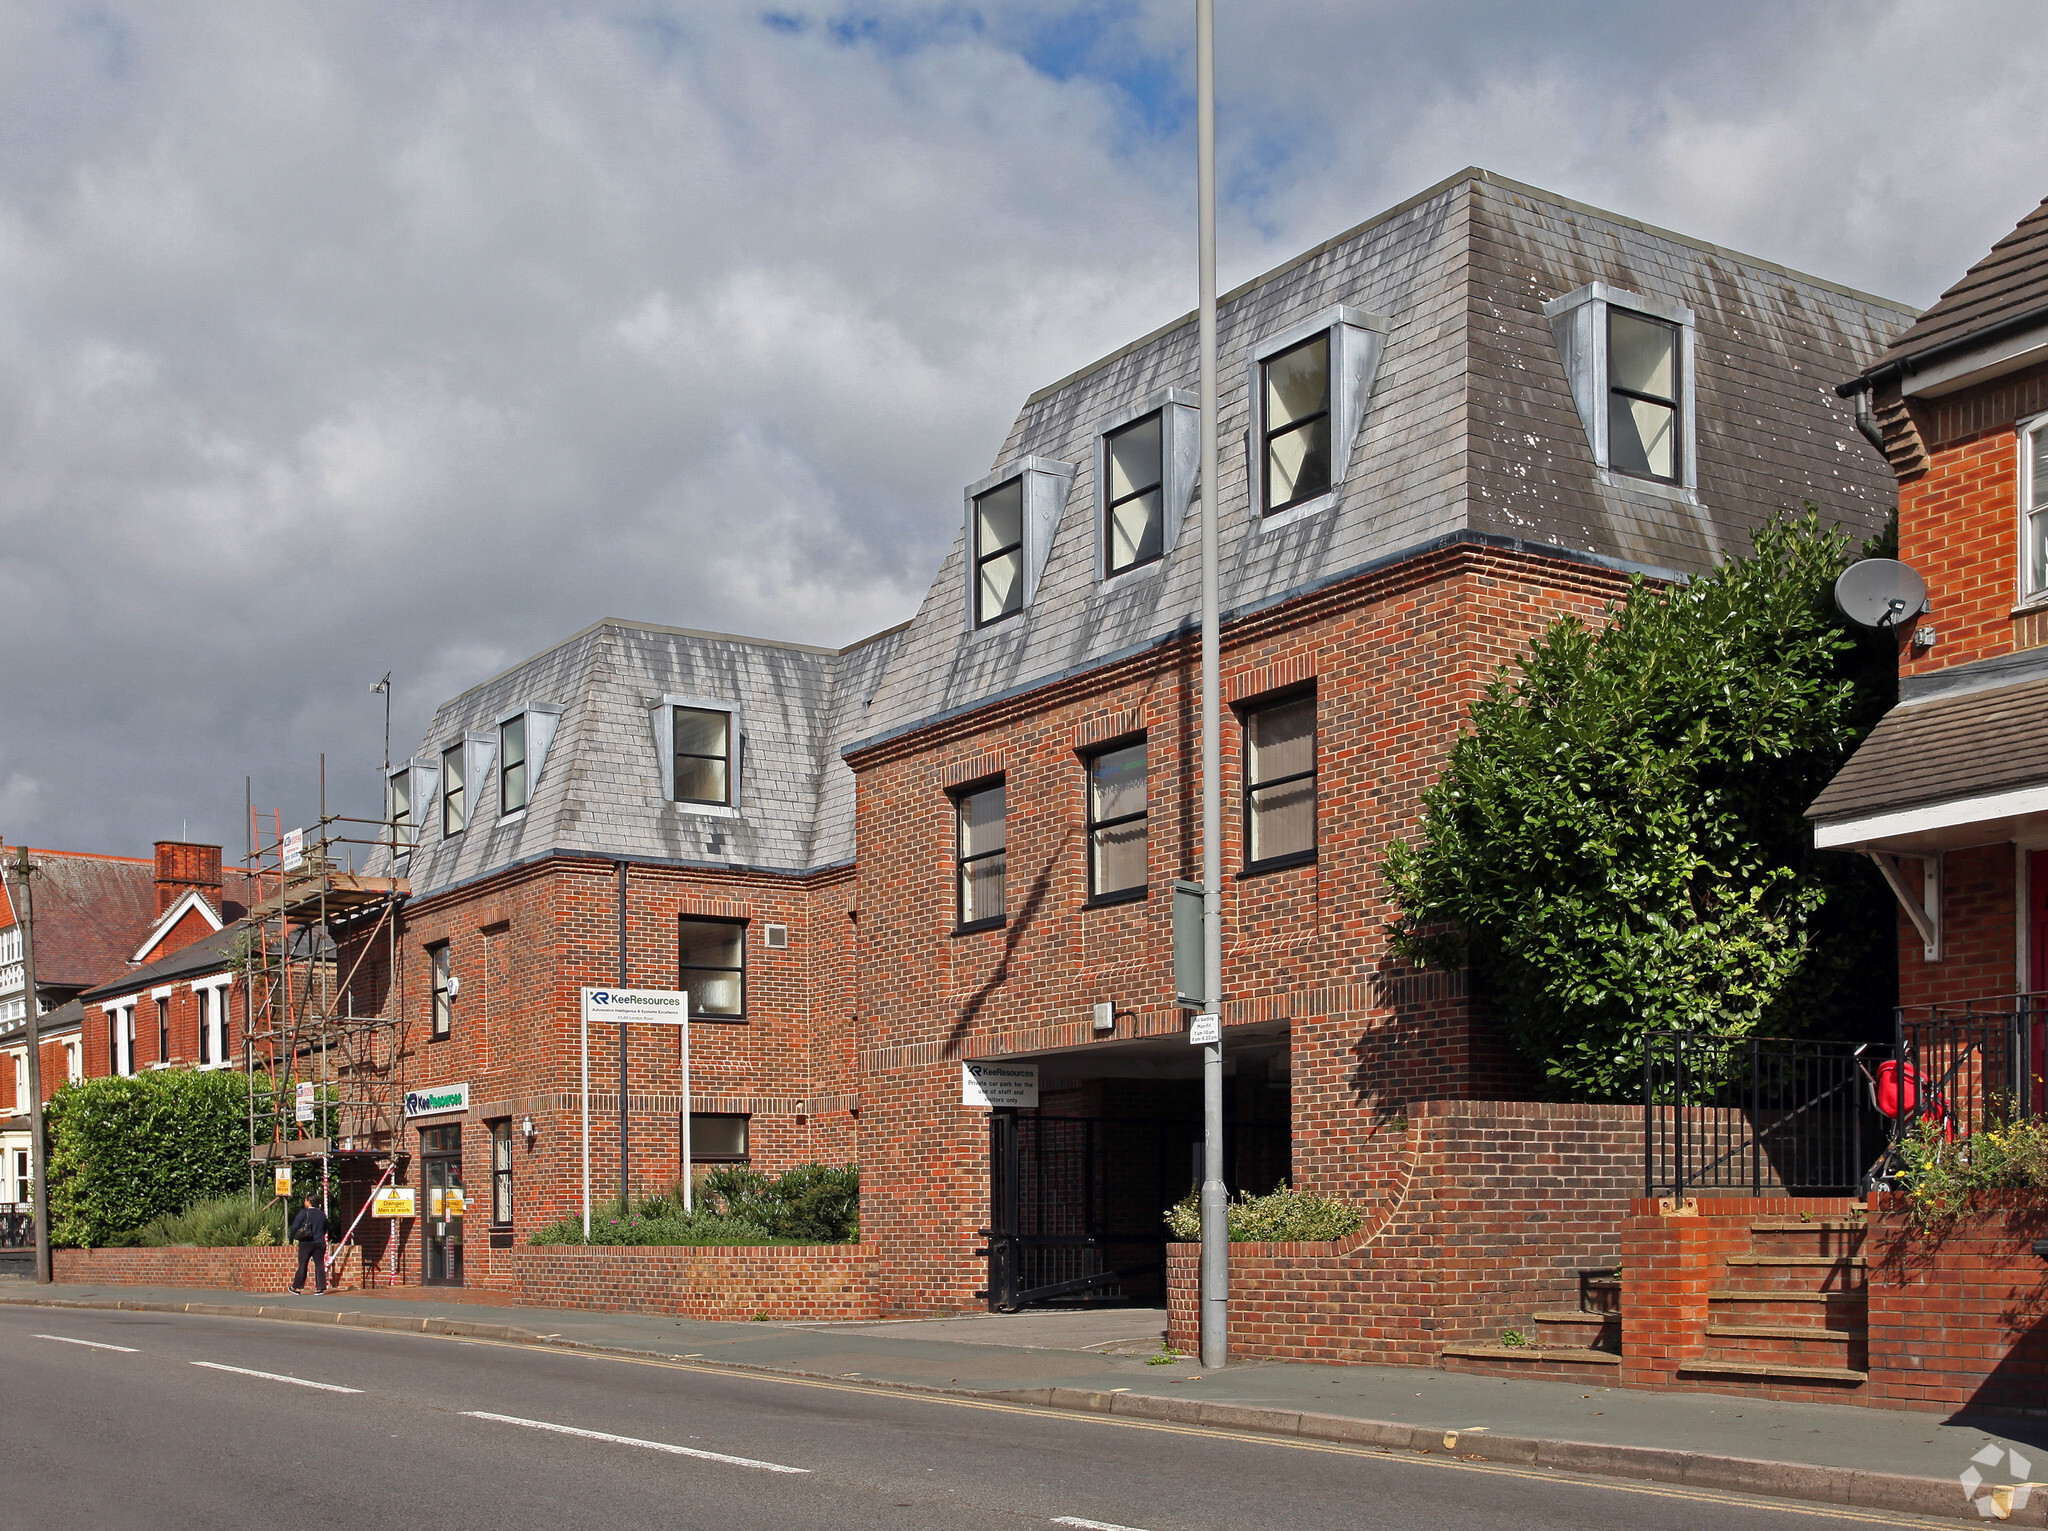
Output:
[190, 1361, 362, 1393]
[34, 1334, 138, 1353]
[1053, 1518, 1152, 1530]
[462, 1411, 808, 1473]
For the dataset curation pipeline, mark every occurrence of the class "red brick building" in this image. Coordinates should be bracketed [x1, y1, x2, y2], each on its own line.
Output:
[348, 169, 1912, 1311]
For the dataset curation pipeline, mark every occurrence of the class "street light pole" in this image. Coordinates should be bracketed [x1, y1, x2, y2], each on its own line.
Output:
[1195, 0, 1229, 1372]
[6, 845, 52, 1284]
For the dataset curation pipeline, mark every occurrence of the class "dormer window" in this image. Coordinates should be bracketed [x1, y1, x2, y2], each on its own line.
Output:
[973, 478, 1024, 626]
[1104, 415, 1163, 575]
[500, 715, 527, 814]
[388, 770, 414, 851]
[441, 743, 466, 836]
[1247, 307, 1388, 528]
[673, 708, 731, 806]
[1263, 333, 1331, 514]
[1607, 309, 1682, 484]
[1544, 282, 1696, 492]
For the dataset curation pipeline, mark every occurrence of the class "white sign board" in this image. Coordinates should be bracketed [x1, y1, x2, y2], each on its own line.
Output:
[580, 987, 688, 1026]
[404, 1082, 469, 1118]
[962, 1062, 1039, 1110]
[295, 1081, 315, 1122]
[281, 828, 304, 871]
[1188, 1014, 1221, 1045]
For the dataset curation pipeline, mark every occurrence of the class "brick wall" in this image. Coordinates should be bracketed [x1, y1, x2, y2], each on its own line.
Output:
[1163, 1100, 1641, 1362]
[1898, 841, 2017, 1009]
[510, 1243, 877, 1321]
[55, 1246, 301, 1290]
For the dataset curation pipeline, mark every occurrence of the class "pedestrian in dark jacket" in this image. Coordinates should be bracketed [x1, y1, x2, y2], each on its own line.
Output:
[289, 1198, 329, 1294]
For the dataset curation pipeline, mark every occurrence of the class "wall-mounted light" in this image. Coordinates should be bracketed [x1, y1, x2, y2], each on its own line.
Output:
[1092, 1002, 1116, 1034]
[521, 1115, 535, 1147]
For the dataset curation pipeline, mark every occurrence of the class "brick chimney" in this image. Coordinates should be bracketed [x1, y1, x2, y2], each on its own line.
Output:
[155, 841, 223, 915]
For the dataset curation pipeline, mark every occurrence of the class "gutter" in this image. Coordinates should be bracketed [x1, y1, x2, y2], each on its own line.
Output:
[1838, 299, 2048, 398]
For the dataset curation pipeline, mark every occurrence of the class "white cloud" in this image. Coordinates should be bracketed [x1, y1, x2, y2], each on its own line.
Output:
[0, 0, 2040, 852]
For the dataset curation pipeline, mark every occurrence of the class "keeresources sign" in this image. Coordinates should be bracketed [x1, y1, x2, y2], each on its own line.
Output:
[404, 1082, 469, 1118]
[961, 1062, 1038, 1110]
[580, 987, 688, 1026]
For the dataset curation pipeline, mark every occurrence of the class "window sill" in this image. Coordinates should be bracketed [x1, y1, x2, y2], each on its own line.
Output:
[428, 1030, 451, 1044]
[1238, 851, 1316, 879]
[1256, 489, 1338, 535]
[953, 918, 1007, 938]
[669, 801, 740, 820]
[691, 1014, 750, 1025]
[1595, 468, 1697, 505]
[1086, 888, 1148, 909]
[1099, 556, 1166, 596]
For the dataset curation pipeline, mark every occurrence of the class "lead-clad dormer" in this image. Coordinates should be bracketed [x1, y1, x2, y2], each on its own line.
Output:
[1246, 306, 1388, 532]
[964, 457, 1075, 629]
[1543, 282, 1697, 494]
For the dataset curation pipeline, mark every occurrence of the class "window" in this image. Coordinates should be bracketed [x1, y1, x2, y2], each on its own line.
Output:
[157, 997, 169, 1063]
[688, 1113, 748, 1164]
[1262, 333, 1331, 514]
[973, 478, 1025, 626]
[500, 715, 527, 815]
[388, 770, 413, 851]
[1243, 693, 1316, 870]
[1086, 740, 1148, 902]
[2025, 415, 2048, 597]
[678, 918, 745, 1019]
[10, 1147, 26, 1206]
[109, 1005, 135, 1076]
[441, 743, 466, 836]
[429, 945, 452, 1040]
[672, 708, 731, 806]
[1607, 309, 1681, 484]
[197, 988, 213, 1066]
[490, 1119, 513, 1226]
[955, 781, 1007, 930]
[1104, 414, 1164, 575]
[65, 1041, 80, 1085]
[10, 1051, 22, 1111]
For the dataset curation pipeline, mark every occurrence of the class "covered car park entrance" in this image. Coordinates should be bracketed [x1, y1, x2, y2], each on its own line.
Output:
[981, 1021, 1291, 1311]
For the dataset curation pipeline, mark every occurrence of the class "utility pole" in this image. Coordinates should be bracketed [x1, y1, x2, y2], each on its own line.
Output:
[1195, 0, 1229, 1371]
[5, 844, 52, 1284]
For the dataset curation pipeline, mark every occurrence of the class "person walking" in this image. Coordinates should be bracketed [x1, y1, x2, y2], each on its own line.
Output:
[288, 1196, 329, 1295]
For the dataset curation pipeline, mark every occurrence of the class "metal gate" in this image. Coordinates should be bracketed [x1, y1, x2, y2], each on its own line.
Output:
[980, 1112, 1289, 1312]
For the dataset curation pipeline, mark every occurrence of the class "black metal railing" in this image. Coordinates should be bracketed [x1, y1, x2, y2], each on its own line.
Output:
[1643, 1032, 1881, 1199]
[0, 1204, 32, 1249]
[1893, 996, 2045, 1142]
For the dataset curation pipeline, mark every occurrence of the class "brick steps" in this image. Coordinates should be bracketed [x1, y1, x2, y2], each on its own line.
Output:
[1688, 1216, 1870, 1390]
[1440, 1342, 1620, 1366]
[1680, 1357, 1869, 1384]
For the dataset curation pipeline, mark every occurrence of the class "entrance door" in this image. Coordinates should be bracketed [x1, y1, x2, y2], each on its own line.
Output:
[421, 1125, 464, 1286]
[2030, 852, 2048, 1114]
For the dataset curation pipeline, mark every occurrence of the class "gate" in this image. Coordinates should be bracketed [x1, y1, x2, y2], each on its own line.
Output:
[980, 1112, 1289, 1312]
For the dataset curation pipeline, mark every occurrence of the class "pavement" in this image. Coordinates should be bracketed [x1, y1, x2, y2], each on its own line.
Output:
[5, 1277, 2046, 1524]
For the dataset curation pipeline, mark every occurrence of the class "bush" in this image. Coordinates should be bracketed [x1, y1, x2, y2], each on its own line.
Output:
[1896, 1115, 2048, 1229]
[46, 1070, 256, 1247]
[135, 1196, 289, 1248]
[1164, 1183, 1364, 1243]
[528, 1163, 860, 1247]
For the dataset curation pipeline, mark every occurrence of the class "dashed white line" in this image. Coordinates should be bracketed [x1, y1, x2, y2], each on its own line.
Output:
[1053, 1518, 1152, 1531]
[462, 1411, 808, 1473]
[190, 1361, 362, 1393]
[34, 1334, 138, 1353]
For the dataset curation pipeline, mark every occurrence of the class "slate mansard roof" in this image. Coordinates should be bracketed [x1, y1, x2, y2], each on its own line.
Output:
[385, 618, 905, 899]
[848, 168, 1915, 749]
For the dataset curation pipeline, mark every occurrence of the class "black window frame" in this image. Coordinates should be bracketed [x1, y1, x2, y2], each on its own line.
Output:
[952, 778, 1008, 934]
[1084, 737, 1149, 906]
[1260, 331, 1333, 516]
[441, 743, 466, 837]
[489, 1118, 513, 1227]
[972, 477, 1026, 628]
[197, 987, 212, 1066]
[500, 714, 528, 816]
[1605, 307, 1683, 487]
[688, 1112, 750, 1165]
[672, 706, 733, 807]
[678, 916, 747, 1023]
[429, 943, 452, 1041]
[1240, 687, 1318, 875]
[1102, 411, 1165, 578]
[388, 769, 413, 851]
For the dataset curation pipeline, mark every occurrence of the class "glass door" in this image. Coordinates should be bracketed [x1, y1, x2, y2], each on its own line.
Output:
[421, 1125, 464, 1286]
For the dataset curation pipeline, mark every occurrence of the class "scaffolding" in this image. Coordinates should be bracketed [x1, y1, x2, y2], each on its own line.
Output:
[238, 762, 410, 1279]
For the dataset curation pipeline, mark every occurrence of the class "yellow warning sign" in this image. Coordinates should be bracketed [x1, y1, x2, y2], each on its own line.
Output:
[371, 1186, 416, 1218]
[273, 1167, 292, 1198]
[443, 1188, 465, 1219]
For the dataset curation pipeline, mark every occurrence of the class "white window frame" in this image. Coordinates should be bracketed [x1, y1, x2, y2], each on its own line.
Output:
[493, 704, 562, 820]
[1247, 305, 1389, 533]
[961, 456, 1076, 632]
[651, 696, 744, 818]
[1543, 281, 1698, 497]
[65, 1040, 81, 1085]
[1095, 390, 1199, 589]
[8, 1048, 23, 1111]
[2019, 410, 2048, 603]
[103, 1002, 135, 1077]
[190, 979, 235, 1070]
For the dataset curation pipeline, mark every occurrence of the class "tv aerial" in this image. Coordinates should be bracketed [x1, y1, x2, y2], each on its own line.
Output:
[1833, 558, 1928, 630]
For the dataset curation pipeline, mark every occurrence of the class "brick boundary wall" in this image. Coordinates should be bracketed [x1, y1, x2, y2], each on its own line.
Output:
[55, 1247, 304, 1291]
[1166, 1099, 1642, 1363]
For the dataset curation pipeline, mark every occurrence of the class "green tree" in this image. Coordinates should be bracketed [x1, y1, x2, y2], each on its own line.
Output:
[46, 1069, 255, 1246]
[1383, 512, 1897, 1101]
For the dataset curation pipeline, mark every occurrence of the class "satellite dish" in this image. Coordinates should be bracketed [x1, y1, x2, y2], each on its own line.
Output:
[1834, 558, 1928, 629]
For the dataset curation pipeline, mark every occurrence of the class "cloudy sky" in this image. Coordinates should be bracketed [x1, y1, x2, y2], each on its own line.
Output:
[2, 1, 2042, 858]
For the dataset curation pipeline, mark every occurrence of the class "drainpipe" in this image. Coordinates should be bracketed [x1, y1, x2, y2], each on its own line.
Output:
[617, 860, 629, 1209]
[1849, 382, 1888, 462]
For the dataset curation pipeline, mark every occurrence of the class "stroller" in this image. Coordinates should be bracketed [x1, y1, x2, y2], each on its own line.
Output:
[1858, 1046, 1956, 1193]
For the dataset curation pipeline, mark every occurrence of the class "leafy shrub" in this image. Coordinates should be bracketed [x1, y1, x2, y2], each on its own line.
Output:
[1164, 1183, 1364, 1243]
[529, 1163, 859, 1247]
[46, 1070, 256, 1247]
[1382, 513, 1898, 1100]
[135, 1196, 289, 1248]
[1896, 1115, 2048, 1228]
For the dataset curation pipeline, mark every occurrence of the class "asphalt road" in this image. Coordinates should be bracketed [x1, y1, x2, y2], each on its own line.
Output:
[0, 1306, 1938, 1531]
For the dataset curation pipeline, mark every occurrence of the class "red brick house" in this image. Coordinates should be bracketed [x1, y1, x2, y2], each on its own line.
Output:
[346, 168, 1912, 1313]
